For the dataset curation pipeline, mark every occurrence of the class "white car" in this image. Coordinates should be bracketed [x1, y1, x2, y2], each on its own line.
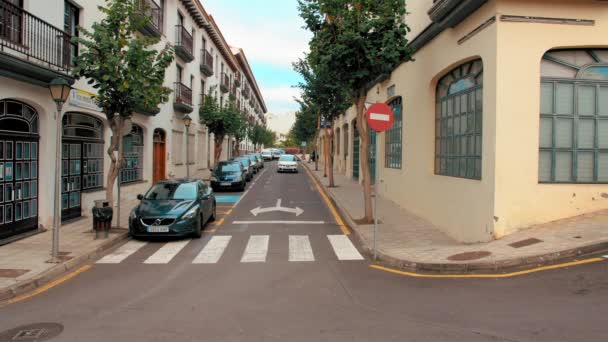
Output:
[277, 154, 298, 173]
[261, 149, 273, 160]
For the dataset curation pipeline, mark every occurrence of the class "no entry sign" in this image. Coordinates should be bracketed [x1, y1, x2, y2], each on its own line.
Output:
[366, 103, 394, 132]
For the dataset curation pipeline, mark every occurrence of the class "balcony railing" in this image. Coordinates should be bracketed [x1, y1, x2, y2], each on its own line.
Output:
[174, 82, 193, 110]
[137, 0, 163, 37]
[220, 72, 230, 93]
[175, 25, 193, 61]
[0, 0, 75, 72]
[199, 49, 213, 76]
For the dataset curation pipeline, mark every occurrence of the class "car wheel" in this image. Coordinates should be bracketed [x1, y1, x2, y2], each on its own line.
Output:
[209, 203, 216, 222]
[193, 215, 202, 238]
[240, 182, 246, 191]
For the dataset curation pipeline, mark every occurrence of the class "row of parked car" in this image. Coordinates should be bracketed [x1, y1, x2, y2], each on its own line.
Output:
[261, 148, 285, 160]
[210, 153, 265, 191]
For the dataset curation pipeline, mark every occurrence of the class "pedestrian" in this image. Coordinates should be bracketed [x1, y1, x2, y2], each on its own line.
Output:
[311, 150, 316, 163]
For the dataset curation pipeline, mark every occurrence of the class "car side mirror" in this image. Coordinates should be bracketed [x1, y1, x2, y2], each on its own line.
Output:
[137, 194, 144, 200]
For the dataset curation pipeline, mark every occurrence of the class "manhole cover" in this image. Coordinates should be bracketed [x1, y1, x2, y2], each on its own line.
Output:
[447, 251, 492, 261]
[508, 238, 543, 248]
[0, 323, 63, 342]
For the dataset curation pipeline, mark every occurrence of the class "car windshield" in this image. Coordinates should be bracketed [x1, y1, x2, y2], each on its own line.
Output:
[236, 158, 250, 166]
[279, 155, 296, 162]
[217, 163, 241, 173]
[248, 155, 256, 160]
[145, 182, 197, 200]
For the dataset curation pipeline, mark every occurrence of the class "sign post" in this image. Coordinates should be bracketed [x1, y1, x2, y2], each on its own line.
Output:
[365, 103, 394, 261]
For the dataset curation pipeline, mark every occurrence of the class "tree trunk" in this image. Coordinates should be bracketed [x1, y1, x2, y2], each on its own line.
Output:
[213, 134, 224, 168]
[326, 127, 335, 187]
[323, 133, 328, 178]
[355, 94, 373, 223]
[105, 116, 125, 206]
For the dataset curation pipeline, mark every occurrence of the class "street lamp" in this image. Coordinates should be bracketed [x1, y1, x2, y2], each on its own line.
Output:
[183, 114, 192, 178]
[48, 78, 72, 263]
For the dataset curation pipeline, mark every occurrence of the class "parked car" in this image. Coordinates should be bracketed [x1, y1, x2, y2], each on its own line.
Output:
[277, 154, 298, 173]
[246, 154, 260, 172]
[129, 179, 216, 239]
[272, 149, 282, 160]
[261, 149, 273, 160]
[234, 157, 254, 181]
[253, 153, 264, 168]
[210, 161, 247, 191]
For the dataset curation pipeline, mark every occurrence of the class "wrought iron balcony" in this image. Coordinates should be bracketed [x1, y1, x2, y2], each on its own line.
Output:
[220, 72, 230, 93]
[175, 25, 194, 62]
[136, 0, 162, 37]
[0, 0, 76, 83]
[173, 82, 193, 113]
[234, 72, 241, 88]
[200, 49, 213, 76]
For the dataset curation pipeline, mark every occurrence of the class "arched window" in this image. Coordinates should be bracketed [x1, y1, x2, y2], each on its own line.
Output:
[63, 112, 103, 140]
[435, 59, 483, 179]
[0, 100, 39, 135]
[121, 124, 144, 184]
[385, 97, 403, 169]
[539, 48, 608, 183]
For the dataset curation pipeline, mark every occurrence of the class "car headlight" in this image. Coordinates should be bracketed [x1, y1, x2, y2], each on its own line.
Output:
[234, 175, 242, 181]
[130, 209, 137, 220]
[210, 176, 218, 182]
[181, 206, 199, 220]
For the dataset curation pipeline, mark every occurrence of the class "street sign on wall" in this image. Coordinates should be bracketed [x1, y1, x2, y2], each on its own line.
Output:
[366, 103, 394, 132]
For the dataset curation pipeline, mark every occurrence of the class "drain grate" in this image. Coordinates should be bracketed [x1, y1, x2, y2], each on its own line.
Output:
[0, 269, 29, 278]
[508, 238, 543, 248]
[0, 323, 63, 342]
[447, 251, 491, 261]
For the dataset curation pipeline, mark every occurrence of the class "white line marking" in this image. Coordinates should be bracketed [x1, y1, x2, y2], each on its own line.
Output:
[233, 221, 326, 225]
[233, 168, 266, 207]
[370, 113, 390, 122]
[143, 240, 190, 264]
[192, 236, 232, 264]
[603, 255, 608, 259]
[327, 235, 364, 261]
[96, 240, 147, 264]
[241, 235, 269, 263]
[289, 235, 314, 262]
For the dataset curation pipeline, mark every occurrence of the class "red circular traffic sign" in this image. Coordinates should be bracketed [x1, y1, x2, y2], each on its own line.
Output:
[366, 103, 394, 132]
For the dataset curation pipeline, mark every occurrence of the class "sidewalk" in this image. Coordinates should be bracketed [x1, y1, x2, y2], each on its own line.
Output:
[0, 198, 136, 301]
[304, 159, 608, 273]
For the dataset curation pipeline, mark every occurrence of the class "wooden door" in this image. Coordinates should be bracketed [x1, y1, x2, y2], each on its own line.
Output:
[152, 130, 166, 184]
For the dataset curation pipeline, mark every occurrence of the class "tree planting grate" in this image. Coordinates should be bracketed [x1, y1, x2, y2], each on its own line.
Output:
[447, 251, 491, 261]
[508, 238, 543, 248]
[0, 269, 29, 278]
[0, 323, 63, 342]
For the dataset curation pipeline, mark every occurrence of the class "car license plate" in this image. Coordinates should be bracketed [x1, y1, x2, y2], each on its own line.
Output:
[148, 226, 169, 233]
[220, 182, 231, 186]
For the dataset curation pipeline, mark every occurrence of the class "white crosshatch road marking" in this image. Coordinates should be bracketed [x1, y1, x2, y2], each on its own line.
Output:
[289, 235, 315, 262]
[370, 113, 390, 121]
[241, 235, 269, 263]
[327, 235, 364, 260]
[97, 240, 147, 264]
[192, 236, 231, 264]
[143, 240, 190, 264]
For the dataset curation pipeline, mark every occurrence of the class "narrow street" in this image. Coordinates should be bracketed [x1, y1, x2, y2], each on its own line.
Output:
[0, 160, 606, 342]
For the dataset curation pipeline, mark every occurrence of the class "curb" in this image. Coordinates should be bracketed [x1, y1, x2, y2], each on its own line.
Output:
[0, 231, 129, 303]
[302, 162, 608, 275]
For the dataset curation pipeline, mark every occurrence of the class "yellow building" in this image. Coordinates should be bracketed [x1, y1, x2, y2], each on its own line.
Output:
[321, 0, 608, 243]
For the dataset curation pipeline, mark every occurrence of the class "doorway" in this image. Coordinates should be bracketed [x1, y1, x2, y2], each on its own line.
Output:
[153, 129, 166, 183]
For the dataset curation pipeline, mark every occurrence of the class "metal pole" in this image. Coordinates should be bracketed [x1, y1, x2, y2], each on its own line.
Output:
[373, 131, 379, 261]
[186, 127, 190, 178]
[51, 101, 63, 262]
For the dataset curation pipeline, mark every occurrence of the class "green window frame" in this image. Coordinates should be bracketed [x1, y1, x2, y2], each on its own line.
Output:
[539, 48, 608, 183]
[385, 97, 403, 169]
[435, 59, 483, 179]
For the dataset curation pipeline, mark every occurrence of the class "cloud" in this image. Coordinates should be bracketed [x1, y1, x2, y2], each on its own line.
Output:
[266, 111, 296, 135]
[261, 86, 302, 104]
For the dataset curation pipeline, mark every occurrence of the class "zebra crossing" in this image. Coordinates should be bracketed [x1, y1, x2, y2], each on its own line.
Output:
[96, 234, 364, 265]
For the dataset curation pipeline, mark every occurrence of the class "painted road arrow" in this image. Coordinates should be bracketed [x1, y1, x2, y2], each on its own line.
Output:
[250, 199, 304, 217]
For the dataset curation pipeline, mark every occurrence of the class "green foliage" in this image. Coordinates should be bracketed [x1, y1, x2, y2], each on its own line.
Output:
[248, 123, 276, 148]
[199, 89, 244, 139]
[291, 104, 318, 145]
[72, 0, 174, 120]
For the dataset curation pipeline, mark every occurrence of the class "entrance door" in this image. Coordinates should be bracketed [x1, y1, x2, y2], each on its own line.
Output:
[61, 142, 82, 220]
[352, 121, 359, 180]
[0, 100, 39, 241]
[153, 129, 166, 183]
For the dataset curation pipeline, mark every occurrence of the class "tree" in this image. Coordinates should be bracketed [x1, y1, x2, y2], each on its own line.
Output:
[73, 0, 174, 205]
[298, 0, 412, 222]
[199, 89, 243, 165]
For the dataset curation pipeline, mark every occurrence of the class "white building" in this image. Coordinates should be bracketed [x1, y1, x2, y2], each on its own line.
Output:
[0, 0, 267, 242]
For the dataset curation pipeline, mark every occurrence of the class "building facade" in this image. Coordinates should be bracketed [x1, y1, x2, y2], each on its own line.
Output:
[320, 0, 608, 243]
[0, 0, 267, 242]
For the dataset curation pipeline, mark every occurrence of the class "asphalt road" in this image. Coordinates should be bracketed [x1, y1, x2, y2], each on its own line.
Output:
[1, 160, 607, 342]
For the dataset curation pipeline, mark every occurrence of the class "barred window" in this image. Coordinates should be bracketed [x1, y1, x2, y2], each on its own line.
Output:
[120, 125, 144, 184]
[385, 97, 402, 169]
[172, 130, 183, 164]
[435, 59, 483, 179]
[539, 48, 608, 183]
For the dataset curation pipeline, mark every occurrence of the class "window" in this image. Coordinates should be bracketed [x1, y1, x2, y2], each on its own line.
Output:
[63, 113, 104, 190]
[344, 125, 349, 160]
[197, 130, 206, 163]
[176, 65, 182, 83]
[385, 97, 403, 169]
[120, 125, 144, 184]
[435, 59, 483, 179]
[539, 48, 608, 183]
[64, 1, 79, 61]
[172, 130, 183, 164]
[187, 133, 195, 165]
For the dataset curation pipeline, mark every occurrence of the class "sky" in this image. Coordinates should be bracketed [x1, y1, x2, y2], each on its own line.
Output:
[201, 0, 310, 134]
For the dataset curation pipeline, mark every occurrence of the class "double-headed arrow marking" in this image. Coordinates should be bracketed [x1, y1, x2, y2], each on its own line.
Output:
[250, 199, 304, 217]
